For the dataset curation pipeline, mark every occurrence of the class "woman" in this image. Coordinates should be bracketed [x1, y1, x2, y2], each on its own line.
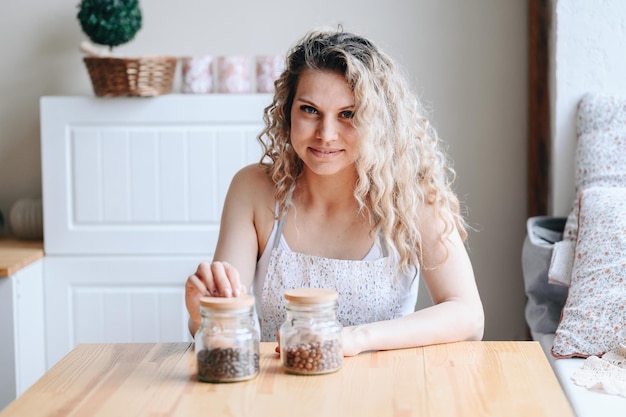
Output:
[185, 28, 484, 356]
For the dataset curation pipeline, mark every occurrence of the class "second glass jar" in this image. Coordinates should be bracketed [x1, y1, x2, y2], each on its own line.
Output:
[279, 288, 343, 375]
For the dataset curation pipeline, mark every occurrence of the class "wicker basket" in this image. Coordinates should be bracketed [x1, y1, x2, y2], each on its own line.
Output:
[83, 56, 179, 97]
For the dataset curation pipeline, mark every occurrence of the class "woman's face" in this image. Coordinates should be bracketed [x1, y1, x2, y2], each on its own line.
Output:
[289, 69, 359, 177]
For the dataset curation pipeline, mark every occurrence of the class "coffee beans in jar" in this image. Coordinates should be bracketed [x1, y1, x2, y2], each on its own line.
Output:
[195, 295, 260, 383]
[196, 346, 259, 382]
[282, 340, 342, 374]
[279, 288, 343, 375]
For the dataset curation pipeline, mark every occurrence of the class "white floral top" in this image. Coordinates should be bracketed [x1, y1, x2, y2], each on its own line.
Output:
[253, 204, 419, 342]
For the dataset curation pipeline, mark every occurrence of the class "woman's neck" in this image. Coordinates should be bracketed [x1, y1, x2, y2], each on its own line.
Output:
[284, 169, 374, 259]
[294, 169, 358, 213]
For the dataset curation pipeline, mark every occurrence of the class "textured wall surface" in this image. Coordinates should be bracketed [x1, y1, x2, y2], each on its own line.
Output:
[552, 0, 626, 215]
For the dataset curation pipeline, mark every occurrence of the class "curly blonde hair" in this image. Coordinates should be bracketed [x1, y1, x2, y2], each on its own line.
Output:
[258, 28, 467, 274]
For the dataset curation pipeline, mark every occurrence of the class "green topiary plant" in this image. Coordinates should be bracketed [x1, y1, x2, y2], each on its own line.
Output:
[77, 0, 142, 51]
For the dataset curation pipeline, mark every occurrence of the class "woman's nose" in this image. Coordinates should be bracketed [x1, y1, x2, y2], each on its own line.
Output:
[316, 117, 339, 141]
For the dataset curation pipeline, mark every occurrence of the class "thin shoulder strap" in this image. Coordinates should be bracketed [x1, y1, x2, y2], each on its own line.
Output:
[272, 185, 295, 250]
[379, 232, 389, 257]
[373, 214, 389, 257]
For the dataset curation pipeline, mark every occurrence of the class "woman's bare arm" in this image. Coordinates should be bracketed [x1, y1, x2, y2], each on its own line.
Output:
[342, 206, 484, 356]
[185, 164, 272, 335]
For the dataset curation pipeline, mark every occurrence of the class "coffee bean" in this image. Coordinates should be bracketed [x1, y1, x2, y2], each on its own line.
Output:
[282, 340, 342, 374]
[197, 347, 259, 382]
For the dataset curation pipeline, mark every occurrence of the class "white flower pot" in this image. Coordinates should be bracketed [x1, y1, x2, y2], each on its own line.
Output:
[10, 198, 43, 240]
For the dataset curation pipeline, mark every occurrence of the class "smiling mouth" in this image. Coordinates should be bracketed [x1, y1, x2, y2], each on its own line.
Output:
[310, 147, 342, 157]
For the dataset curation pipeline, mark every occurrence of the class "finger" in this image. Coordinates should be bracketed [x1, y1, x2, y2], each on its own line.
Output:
[238, 284, 247, 297]
[185, 273, 210, 297]
[222, 262, 243, 296]
[185, 274, 210, 324]
[196, 262, 217, 296]
[210, 261, 235, 297]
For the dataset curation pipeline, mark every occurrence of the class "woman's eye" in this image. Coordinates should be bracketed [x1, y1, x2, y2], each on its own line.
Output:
[301, 105, 317, 114]
[340, 110, 354, 119]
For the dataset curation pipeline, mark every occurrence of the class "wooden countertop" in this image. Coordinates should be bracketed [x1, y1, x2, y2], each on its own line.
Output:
[0, 239, 44, 277]
[0, 341, 575, 417]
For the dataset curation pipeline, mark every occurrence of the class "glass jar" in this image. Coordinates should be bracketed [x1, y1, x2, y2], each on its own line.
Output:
[194, 295, 260, 382]
[279, 288, 343, 375]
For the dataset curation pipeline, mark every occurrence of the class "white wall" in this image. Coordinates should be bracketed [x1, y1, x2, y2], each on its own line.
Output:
[0, 0, 528, 341]
[551, 0, 626, 215]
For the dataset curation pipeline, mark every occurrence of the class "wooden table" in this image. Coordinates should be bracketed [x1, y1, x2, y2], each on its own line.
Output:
[0, 341, 574, 417]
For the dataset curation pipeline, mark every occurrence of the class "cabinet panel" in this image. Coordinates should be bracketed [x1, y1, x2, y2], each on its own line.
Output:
[41, 95, 270, 255]
[44, 256, 198, 368]
[69, 126, 261, 225]
[0, 261, 45, 409]
[72, 286, 186, 343]
[13, 262, 45, 395]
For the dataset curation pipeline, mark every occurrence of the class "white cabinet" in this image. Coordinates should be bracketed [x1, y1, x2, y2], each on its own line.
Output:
[0, 260, 45, 410]
[43, 256, 201, 366]
[40, 95, 270, 367]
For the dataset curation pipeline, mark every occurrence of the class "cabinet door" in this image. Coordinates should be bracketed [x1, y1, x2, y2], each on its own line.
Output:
[41, 95, 270, 255]
[0, 261, 45, 409]
[44, 256, 199, 368]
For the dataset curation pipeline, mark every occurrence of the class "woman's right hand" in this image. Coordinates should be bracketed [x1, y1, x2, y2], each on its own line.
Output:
[185, 261, 246, 333]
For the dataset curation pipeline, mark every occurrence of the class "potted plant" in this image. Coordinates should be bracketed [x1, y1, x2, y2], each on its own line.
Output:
[77, 0, 178, 97]
[78, 0, 142, 53]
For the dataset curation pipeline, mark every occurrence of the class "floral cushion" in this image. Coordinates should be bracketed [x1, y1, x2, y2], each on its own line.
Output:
[552, 186, 626, 358]
[549, 94, 626, 286]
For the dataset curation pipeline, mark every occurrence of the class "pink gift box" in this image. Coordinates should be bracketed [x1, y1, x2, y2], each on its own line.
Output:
[255, 55, 285, 93]
[217, 56, 251, 94]
[181, 56, 214, 94]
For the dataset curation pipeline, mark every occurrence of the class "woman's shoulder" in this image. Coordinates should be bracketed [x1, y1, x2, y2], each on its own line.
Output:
[228, 163, 275, 207]
[230, 164, 276, 251]
[232, 163, 273, 188]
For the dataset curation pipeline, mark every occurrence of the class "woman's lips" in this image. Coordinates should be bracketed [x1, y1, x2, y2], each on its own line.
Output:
[309, 147, 342, 158]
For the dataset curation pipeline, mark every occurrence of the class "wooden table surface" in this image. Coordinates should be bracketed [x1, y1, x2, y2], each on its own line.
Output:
[0, 341, 575, 417]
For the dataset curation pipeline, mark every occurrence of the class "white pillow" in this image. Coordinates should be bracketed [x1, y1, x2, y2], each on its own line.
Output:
[552, 186, 626, 358]
[549, 94, 626, 286]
